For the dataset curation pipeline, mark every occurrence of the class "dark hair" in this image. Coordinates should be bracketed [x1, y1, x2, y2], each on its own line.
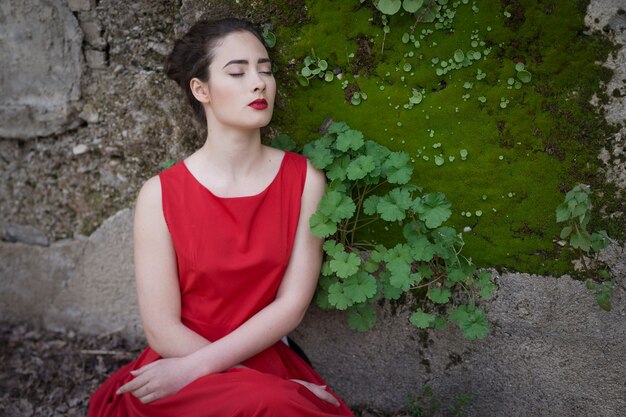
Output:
[164, 18, 265, 126]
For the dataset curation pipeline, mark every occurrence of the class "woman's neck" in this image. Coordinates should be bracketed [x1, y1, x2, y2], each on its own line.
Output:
[194, 126, 266, 180]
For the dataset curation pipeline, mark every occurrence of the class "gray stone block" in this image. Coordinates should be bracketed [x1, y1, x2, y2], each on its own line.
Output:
[3, 223, 49, 246]
[85, 49, 108, 69]
[45, 209, 142, 340]
[67, 0, 95, 12]
[80, 18, 106, 49]
[0, 0, 83, 139]
[0, 239, 85, 324]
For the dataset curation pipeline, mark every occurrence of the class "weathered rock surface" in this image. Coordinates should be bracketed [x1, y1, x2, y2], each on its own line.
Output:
[587, 0, 626, 191]
[0, 238, 85, 324]
[0, 0, 83, 139]
[2, 223, 50, 246]
[0, 209, 142, 342]
[295, 273, 626, 416]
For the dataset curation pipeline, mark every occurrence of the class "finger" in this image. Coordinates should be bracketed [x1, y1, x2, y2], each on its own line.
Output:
[139, 391, 160, 404]
[291, 380, 340, 407]
[130, 382, 154, 399]
[130, 364, 150, 376]
[310, 386, 340, 407]
[116, 375, 149, 395]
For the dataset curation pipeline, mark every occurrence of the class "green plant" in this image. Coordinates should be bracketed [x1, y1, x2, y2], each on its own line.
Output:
[274, 121, 495, 339]
[298, 49, 334, 87]
[370, 0, 451, 20]
[408, 384, 473, 417]
[161, 159, 176, 169]
[556, 184, 614, 310]
[261, 24, 276, 48]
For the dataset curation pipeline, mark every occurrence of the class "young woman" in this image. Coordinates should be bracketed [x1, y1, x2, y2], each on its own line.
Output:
[87, 18, 356, 416]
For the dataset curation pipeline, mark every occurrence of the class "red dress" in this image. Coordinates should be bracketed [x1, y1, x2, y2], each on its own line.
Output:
[88, 151, 355, 416]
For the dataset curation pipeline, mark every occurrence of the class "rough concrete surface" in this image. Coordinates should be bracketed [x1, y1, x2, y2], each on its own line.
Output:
[0, 209, 142, 342]
[0, 0, 83, 139]
[0, 239, 85, 323]
[294, 273, 626, 416]
[45, 208, 142, 340]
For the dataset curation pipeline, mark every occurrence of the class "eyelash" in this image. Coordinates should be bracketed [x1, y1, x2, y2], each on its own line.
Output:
[230, 71, 273, 77]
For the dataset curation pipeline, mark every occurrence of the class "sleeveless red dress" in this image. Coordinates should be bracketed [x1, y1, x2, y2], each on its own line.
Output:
[88, 151, 355, 416]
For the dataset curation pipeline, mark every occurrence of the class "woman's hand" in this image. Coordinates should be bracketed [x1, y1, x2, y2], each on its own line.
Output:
[290, 379, 340, 406]
[116, 357, 198, 404]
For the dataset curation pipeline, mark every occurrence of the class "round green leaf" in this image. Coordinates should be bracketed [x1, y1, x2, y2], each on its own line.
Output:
[343, 272, 378, 303]
[517, 70, 532, 83]
[409, 91, 423, 104]
[329, 251, 362, 278]
[453, 49, 465, 63]
[382, 152, 413, 184]
[403, 0, 424, 13]
[347, 155, 376, 180]
[336, 129, 365, 152]
[347, 304, 377, 331]
[377, 0, 402, 15]
[297, 75, 309, 87]
[270, 134, 297, 151]
[327, 282, 354, 310]
[308, 212, 337, 238]
[263, 31, 276, 48]
[410, 309, 436, 329]
[427, 287, 451, 304]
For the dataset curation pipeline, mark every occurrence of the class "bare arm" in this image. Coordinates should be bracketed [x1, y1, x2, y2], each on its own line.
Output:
[119, 161, 328, 403]
[133, 176, 210, 357]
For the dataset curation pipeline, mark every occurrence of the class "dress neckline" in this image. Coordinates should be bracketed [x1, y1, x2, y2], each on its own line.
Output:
[181, 151, 288, 200]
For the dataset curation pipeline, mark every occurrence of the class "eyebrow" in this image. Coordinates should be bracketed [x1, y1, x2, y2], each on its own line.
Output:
[222, 58, 272, 68]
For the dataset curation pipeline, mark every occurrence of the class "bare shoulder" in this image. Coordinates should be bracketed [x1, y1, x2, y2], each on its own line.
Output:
[136, 175, 162, 203]
[135, 175, 164, 222]
[302, 159, 326, 203]
[263, 145, 285, 160]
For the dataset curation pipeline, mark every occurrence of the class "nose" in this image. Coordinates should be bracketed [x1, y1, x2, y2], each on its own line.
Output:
[252, 71, 266, 92]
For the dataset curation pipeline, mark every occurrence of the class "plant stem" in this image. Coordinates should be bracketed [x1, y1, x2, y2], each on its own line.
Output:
[573, 222, 590, 274]
[352, 218, 381, 231]
[365, 180, 388, 195]
[381, 31, 387, 55]
[350, 185, 365, 246]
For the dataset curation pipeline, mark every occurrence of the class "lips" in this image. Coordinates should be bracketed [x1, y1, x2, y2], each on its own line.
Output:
[248, 99, 268, 110]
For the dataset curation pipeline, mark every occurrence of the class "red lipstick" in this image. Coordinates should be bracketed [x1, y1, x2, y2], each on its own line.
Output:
[248, 99, 268, 110]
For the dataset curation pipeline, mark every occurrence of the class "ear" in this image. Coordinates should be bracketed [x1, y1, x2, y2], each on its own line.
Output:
[190, 78, 210, 104]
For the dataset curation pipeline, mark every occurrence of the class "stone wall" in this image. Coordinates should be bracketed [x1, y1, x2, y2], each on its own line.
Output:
[1, 0, 625, 415]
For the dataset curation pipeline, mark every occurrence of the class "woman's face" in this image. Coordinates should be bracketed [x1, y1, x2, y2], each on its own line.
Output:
[204, 31, 276, 131]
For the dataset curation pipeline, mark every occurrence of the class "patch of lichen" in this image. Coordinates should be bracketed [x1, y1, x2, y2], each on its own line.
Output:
[269, 0, 619, 275]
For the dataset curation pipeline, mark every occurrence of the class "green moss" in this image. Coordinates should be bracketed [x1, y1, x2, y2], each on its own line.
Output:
[270, 0, 619, 274]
